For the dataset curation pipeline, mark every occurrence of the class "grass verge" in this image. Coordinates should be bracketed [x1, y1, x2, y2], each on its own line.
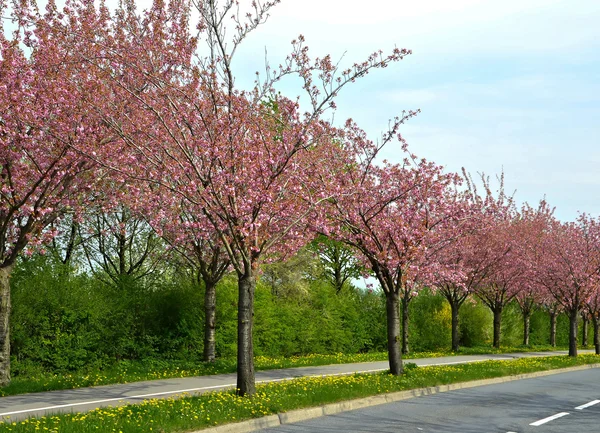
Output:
[1, 354, 598, 433]
[2, 345, 579, 397]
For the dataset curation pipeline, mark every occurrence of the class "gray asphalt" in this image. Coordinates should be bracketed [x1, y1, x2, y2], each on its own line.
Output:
[256, 368, 600, 433]
[0, 350, 592, 421]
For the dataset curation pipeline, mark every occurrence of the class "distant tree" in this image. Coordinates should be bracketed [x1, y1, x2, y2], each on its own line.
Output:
[534, 215, 600, 356]
[80, 206, 165, 286]
[310, 235, 363, 294]
[262, 246, 320, 298]
[156, 199, 231, 363]
[584, 288, 600, 354]
[324, 121, 463, 371]
[468, 175, 531, 349]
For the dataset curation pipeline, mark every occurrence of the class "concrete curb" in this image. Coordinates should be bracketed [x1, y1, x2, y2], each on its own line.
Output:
[194, 362, 600, 433]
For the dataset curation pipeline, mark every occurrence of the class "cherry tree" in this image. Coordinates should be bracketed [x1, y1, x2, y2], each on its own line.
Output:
[535, 215, 600, 356]
[0, 0, 108, 385]
[432, 212, 495, 352]
[324, 122, 463, 372]
[463, 175, 531, 349]
[543, 300, 563, 347]
[39, 0, 410, 395]
[153, 196, 230, 363]
[513, 202, 554, 346]
[581, 311, 590, 347]
[584, 286, 600, 354]
[474, 217, 528, 348]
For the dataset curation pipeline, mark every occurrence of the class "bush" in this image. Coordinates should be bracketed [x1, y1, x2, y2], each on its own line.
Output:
[409, 289, 451, 351]
[458, 298, 492, 347]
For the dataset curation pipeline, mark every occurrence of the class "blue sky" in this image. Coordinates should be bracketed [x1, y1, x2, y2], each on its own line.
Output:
[232, 0, 600, 221]
[4, 0, 597, 221]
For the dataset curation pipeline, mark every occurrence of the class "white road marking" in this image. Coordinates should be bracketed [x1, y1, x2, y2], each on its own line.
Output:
[529, 412, 570, 426]
[0, 357, 516, 418]
[575, 399, 600, 410]
[0, 384, 233, 417]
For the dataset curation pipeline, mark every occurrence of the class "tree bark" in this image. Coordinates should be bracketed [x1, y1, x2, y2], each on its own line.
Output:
[592, 315, 600, 355]
[450, 300, 460, 352]
[522, 310, 531, 346]
[0, 265, 13, 386]
[236, 271, 256, 396]
[203, 281, 217, 363]
[549, 311, 557, 347]
[386, 292, 403, 375]
[492, 306, 502, 349]
[401, 296, 410, 355]
[581, 315, 588, 347]
[568, 309, 578, 357]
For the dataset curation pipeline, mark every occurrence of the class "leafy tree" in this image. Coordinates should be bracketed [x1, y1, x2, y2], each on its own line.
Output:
[79, 206, 165, 286]
[309, 235, 363, 294]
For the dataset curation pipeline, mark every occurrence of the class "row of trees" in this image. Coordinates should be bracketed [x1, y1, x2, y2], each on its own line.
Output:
[11, 249, 587, 374]
[1, 0, 599, 395]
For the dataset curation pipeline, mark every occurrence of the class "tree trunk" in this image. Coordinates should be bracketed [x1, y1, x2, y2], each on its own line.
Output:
[401, 296, 410, 355]
[492, 306, 502, 349]
[0, 265, 13, 386]
[385, 292, 403, 375]
[522, 310, 531, 346]
[592, 315, 600, 355]
[581, 315, 588, 347]
[568, 309, 578, 357]
[236, 271, 256, 396]
[450, 300, 460, 352]
[203, 281, 217, 363]
[549, 311, 557, 347]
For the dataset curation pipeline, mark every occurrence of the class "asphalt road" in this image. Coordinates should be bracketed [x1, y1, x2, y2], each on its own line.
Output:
[256, 368, 600, 433]
[0, 350, 592, 421]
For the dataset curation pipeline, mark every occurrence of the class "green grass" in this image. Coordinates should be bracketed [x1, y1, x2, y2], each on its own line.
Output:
[2, 345, 578, 397]
[1, 354, 598, 433]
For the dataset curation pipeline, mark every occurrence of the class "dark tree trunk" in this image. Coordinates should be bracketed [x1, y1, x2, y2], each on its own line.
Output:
[450, 300, 460, 352]
[0, 265, 13, 386]
[203, 281, 217, 363]
[582, 315, 588, 347]
[401, 296, 410, 355]
[591, 315, 600, 355]
[236, 271, 255, 396]
[549, 310, 557, 347]
[522, 310, 531, 346]
[386, 292, 403, 375]
[493, 306, 503, 349]
[568, 309, 578, 357]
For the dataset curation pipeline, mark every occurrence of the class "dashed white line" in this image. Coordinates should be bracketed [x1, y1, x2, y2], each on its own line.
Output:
[529, 412, 570, 426]
[575, 399, 600, 410]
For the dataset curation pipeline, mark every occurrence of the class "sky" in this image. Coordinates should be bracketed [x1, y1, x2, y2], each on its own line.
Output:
[3, 0, 598, 221]
[228, 0, 600, 221]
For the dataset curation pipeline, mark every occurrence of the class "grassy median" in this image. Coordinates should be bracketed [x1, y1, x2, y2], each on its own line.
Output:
[2, 345, 574, 397]
[0, 354, 598, 433]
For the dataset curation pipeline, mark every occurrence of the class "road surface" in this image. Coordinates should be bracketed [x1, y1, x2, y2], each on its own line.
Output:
[256, 368, 600, 433]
